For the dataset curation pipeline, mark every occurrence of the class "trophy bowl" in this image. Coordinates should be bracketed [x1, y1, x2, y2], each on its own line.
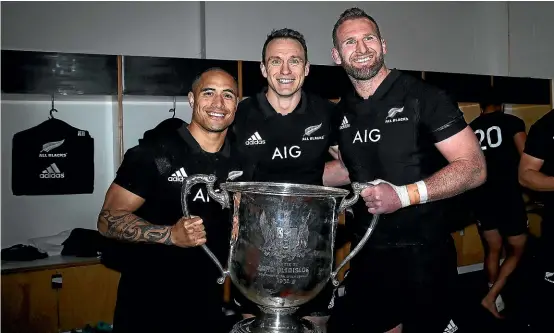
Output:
[181, 175, 379, 333]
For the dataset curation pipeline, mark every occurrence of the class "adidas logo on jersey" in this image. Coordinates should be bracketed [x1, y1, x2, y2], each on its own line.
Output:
[40, 163, 64, 179]
[168, 167, 188, 182]
[443, 319, 458, 333]
[245, 132, 265, 145]
[339, 116, 350, 130]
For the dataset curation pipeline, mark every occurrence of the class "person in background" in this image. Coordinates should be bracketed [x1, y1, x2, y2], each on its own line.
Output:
[518, 109, 554, 332]
[97, 68, 240, 333]
[228, 27, 348, 328]
[468, 98, 528, 319]
[326, 7, 486, 333]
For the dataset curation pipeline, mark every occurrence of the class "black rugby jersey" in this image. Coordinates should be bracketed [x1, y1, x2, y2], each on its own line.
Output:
[105, 124, 235, 286]
[12, 118, 94, 196]
[230, 88, 338, 185]
[524, 109, 554, 218]
[470, 112, 525, 195]
[336, 69, 467, 246]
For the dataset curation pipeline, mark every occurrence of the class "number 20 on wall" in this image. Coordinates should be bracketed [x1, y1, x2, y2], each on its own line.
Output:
[475, 126, 502, 150]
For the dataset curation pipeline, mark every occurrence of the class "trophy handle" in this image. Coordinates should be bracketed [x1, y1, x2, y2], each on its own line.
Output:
[331, 182, 380, 287]
[181, 174, 230, 285]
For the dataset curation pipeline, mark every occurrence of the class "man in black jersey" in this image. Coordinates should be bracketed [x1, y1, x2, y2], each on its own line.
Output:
[97, 68, 239, 333]
[469, 100, 528, 318]
[326, 8, 487, 333]
[519, 109, 554, 331]
[229, 28, 348, 327]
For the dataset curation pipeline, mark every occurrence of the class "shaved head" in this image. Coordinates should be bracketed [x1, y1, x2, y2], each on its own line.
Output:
[191, 68, 238, 96]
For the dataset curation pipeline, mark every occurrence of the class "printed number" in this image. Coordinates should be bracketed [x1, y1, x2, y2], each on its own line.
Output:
[475, 126, 502, 150]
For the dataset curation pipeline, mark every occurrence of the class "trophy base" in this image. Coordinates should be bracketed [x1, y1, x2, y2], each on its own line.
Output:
[230, 317, 323, 333]
[230, 307, 323, 333]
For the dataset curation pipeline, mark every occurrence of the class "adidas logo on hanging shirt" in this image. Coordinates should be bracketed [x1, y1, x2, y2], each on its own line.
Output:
[39, 139, 67, 158]
[168, 167, 188, 182]
[40, 163, 64, 179]
[339, 116, 350, 130]
[245, 132, 265, 145]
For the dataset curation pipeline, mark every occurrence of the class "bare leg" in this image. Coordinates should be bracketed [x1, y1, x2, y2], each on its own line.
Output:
[482, 234, 527, 318]
[480, 229, 504, 318]
[482, 229, 503, 284]
[385, 324, 403, 333]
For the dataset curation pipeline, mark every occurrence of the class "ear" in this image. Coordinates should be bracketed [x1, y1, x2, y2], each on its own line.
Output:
[188, 92, 195, 109]
[260, 62, 268, 79]
[381, 39, 387, 55]
[331, 48, 342, 65]
[304, 61, 310, 77]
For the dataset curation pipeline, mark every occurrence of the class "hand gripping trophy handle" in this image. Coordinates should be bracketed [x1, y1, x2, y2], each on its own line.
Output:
[181, 174, 230, 285]
[330, 182, 380, 287]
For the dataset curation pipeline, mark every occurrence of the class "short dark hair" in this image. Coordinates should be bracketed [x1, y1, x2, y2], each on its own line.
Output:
[262, 28, 308, 63]
[191, 67, 237, 93]
[333, 7, 381, 48]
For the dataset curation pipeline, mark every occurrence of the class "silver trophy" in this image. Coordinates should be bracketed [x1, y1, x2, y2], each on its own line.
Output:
[181, 175, 379, 333]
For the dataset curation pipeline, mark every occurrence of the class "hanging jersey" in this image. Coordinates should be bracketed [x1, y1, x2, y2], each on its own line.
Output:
[12, 119, 94, 195]
[470, 112, 525, 193]
[336, 69, 467, 246]
[230, 88, 338, 185]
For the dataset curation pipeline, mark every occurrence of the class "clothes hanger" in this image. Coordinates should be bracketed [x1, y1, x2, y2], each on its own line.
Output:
[49, 95, 58, 119]
[169, 96, 176, 118]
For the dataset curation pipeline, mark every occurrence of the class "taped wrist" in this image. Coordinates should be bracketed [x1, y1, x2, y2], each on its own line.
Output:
[368, 179, 411, 208]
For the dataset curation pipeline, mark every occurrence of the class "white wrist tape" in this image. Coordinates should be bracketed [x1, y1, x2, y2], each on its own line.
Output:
[415, 180, 428, 204]
[368, 179, 411, 208]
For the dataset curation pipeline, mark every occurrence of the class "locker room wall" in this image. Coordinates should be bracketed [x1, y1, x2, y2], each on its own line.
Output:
[2, 1, 554, 78]
[1, 95, 201, 247]
[1, 95, 115, 247]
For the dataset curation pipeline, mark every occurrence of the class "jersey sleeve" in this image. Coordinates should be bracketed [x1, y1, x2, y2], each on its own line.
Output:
[507, 115, 526, 136]
[422, 89, 467, 143]
[524, 119, 548, 160]
[113, 144, 157, 198]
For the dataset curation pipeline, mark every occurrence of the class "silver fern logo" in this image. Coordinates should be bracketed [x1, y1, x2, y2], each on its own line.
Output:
[304, 123, 322, 136]
[302, 123, 325, 141]
[386, 107, 404, 119]
[41, 139, 65, 152]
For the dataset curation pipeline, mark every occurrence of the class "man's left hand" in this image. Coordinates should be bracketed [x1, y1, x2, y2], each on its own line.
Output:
[361, 181, 403, 214]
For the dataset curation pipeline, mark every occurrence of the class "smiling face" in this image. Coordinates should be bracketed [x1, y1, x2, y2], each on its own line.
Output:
[188, 70, 238, 133]
[332, 17, 386, 81]
[261, 38, 310, 98]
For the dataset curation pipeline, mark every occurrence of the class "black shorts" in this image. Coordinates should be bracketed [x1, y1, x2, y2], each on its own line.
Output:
[327, 239, 459, 333]
[231, 280, 335, 317]
[475, 197, 528, 237]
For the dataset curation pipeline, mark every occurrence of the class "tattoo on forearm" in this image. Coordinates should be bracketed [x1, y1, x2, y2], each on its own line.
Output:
[99, 209, 173, 245]
[425, 150, 485, 202]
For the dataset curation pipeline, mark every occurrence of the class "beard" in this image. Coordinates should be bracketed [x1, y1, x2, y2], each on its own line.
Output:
[342, 52, 385, 81]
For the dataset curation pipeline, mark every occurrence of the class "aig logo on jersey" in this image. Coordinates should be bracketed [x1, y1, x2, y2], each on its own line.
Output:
[353, 129, 381, 143]
[39, 139, 68, 158]
[385, 106, 408, 123]
[245, 132, 266, 145]
[302, 123, 325, 141]
[272, 146, 301, 160]
[40, 163, 65, 179]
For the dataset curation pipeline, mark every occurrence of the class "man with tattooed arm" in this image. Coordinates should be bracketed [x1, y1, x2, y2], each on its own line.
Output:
[97, 68, 240, 333]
